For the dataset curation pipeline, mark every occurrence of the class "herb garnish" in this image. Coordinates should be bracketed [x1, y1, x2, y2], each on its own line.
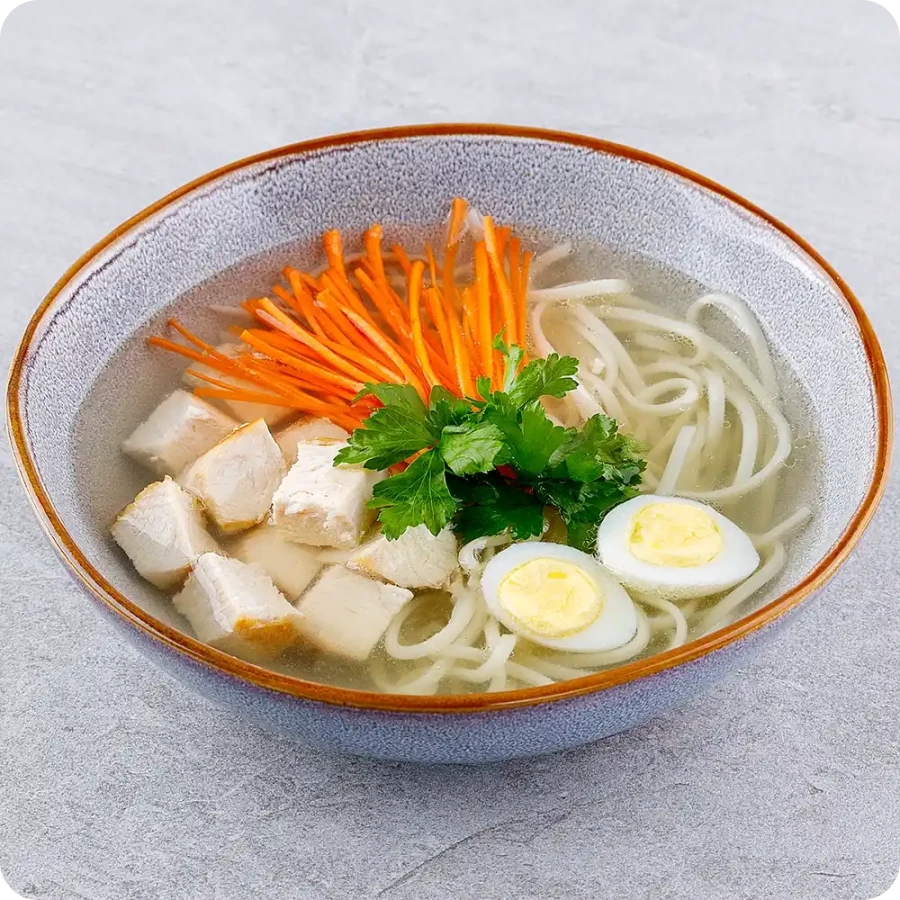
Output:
[335, 338, 645, 552]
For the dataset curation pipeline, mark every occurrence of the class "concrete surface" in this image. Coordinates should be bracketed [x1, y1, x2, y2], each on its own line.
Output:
[1, 0, 899, 898]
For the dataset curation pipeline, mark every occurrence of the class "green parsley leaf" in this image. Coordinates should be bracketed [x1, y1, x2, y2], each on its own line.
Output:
[427, 385, 473, 431]
[550, 414, 646, 485]
[452, 475, 546, 542]
[506, 353, 579, 407]
[334, 403, 436, 470]
[355, 382, 429, 417]
[492, 333, 525, 391]
[439, 422, 505, 476]
[368, 450, 456, 538]
[485, 401, 569, 477]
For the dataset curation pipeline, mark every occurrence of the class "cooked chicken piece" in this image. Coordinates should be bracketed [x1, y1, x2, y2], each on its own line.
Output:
[229, 523, 323, 600]
[111, 477, 218, 589]
[271, 439, 383, 549]
[347, 525, 458, 589]
[174, 553, 303, 662]
[275, 416, 349, 464]
[295, 566, 413, 661]
[121, 389, 239, 478]
[180, 419, 286, 534]
[183, 343, 293, 427]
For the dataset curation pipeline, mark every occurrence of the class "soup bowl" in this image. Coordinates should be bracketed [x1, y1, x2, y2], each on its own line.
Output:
[7, 125, 891, 764]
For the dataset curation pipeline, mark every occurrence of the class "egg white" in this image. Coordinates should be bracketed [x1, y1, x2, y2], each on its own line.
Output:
[481, 543, 638, 652]
[596, 495, 760, 600]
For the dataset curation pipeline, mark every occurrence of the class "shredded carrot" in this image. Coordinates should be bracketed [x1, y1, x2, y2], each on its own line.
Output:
[518, 250, 532, 358]
[284, 267, 326, 337]
[473, 243, 494, 384]
[391, 244, 412, 277]
[322, 230, 348, 281]
[255, 300, 382, 385]
[482, 217, 518, 348]
[150, 201, 538, 422]
[408, 261, 441, 390]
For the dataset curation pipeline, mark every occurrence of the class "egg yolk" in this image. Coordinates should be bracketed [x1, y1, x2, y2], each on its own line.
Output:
[627, 503, 723, 567]
[497, 559, 602, 637]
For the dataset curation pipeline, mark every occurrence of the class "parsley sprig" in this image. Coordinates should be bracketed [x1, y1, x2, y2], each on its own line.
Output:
[334, 338, 646, 552]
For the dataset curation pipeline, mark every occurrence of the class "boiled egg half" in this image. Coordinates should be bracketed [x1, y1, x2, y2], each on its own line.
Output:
[481, 543, 638, 652]
[596, 494, 759, 600]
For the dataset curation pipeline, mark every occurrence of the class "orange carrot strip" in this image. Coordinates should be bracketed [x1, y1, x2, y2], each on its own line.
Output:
[340, 305, 428, 398]
[272, 284, 304, 317]
[320, 271, 375, 326]
[424, 285, 454, 368]
[315, 288, 401, 374]
[408, 261, 440, 390]
[255, 300, 381, 384]
[284, 267, 327, 336]
[473, 242, 494, 383]
[518, 249, 532, 357]
[437, 283, 475, 397]
[507, 237, 522, 304]
[195, 386, 359, 431]
[240, 332, 363, 395]
[446, 197, 469, 255]
[482, 217, 518, 347]
[364, 225, 387, 285]
[322, 230, 348, 281]
[391, 244, 412, 277]
[354, 268, 411, 341]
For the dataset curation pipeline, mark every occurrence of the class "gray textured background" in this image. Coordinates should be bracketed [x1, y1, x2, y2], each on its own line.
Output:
[1, 1, 899, 898]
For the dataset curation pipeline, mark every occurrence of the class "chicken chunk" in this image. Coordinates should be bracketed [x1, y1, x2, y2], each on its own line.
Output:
[174, 553, 303, 662]
[275, 416, 349, 464]
[229, 523, 322, 600]
[295, 566, 413, 661]
[347, 525, 458, 589]
[183, 343, 293, 427]
[180, 419, 286, 534]
[271, 439, 383, 549]
[111, 477, 218, 589]
[122, 389, 239, 478]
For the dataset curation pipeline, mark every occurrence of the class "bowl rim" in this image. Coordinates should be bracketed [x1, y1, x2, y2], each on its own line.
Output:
[7, 123, 893, 714]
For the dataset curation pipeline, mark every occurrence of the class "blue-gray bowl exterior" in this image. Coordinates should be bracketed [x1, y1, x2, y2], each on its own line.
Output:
[77, 559, 801, 765]
[13, 130, 883, 763]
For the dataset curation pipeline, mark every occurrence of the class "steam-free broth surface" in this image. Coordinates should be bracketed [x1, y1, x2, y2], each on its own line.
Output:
[79, 207, 821, 695]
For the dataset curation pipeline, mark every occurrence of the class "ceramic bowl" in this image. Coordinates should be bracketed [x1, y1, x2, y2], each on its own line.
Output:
[7, 125, 891, 764]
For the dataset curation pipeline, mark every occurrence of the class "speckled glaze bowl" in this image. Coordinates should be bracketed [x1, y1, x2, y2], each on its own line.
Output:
[7, 125, 891, 764]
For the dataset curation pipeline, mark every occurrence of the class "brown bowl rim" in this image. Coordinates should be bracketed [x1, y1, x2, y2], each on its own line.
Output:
[6, 123, 893, 714]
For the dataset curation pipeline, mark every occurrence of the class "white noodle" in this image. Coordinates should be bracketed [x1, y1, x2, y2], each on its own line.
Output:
[530, 242, 572, 281]
[369, 258, 811, 695]
[657, 426, 697, 495]
[528, 279, 632, 303]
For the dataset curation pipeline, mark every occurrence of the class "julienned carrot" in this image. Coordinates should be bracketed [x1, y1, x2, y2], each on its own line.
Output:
[364, 225, 387, 285]
[151, 202, 541, 423]
[284, 267, 327, 337]
[240, 331, 363, 395]
[194, 385, 360, 431]
[482, 217, 518, 347]
[473, 242, 493, 383]
[438, 281, 475, 398]
[408, 261, 440, 389]
[322, 230, 348, 281]
[424, 286, 453, 368]
[354, 268, 412, 342]
[321, 271, 375, 327]
[314, 288, 400, 374]
[271, 284, 304, 317]
[254, 300, 381, 385]
[518, 250, 532, 359]
[340, 304, 428, 398]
